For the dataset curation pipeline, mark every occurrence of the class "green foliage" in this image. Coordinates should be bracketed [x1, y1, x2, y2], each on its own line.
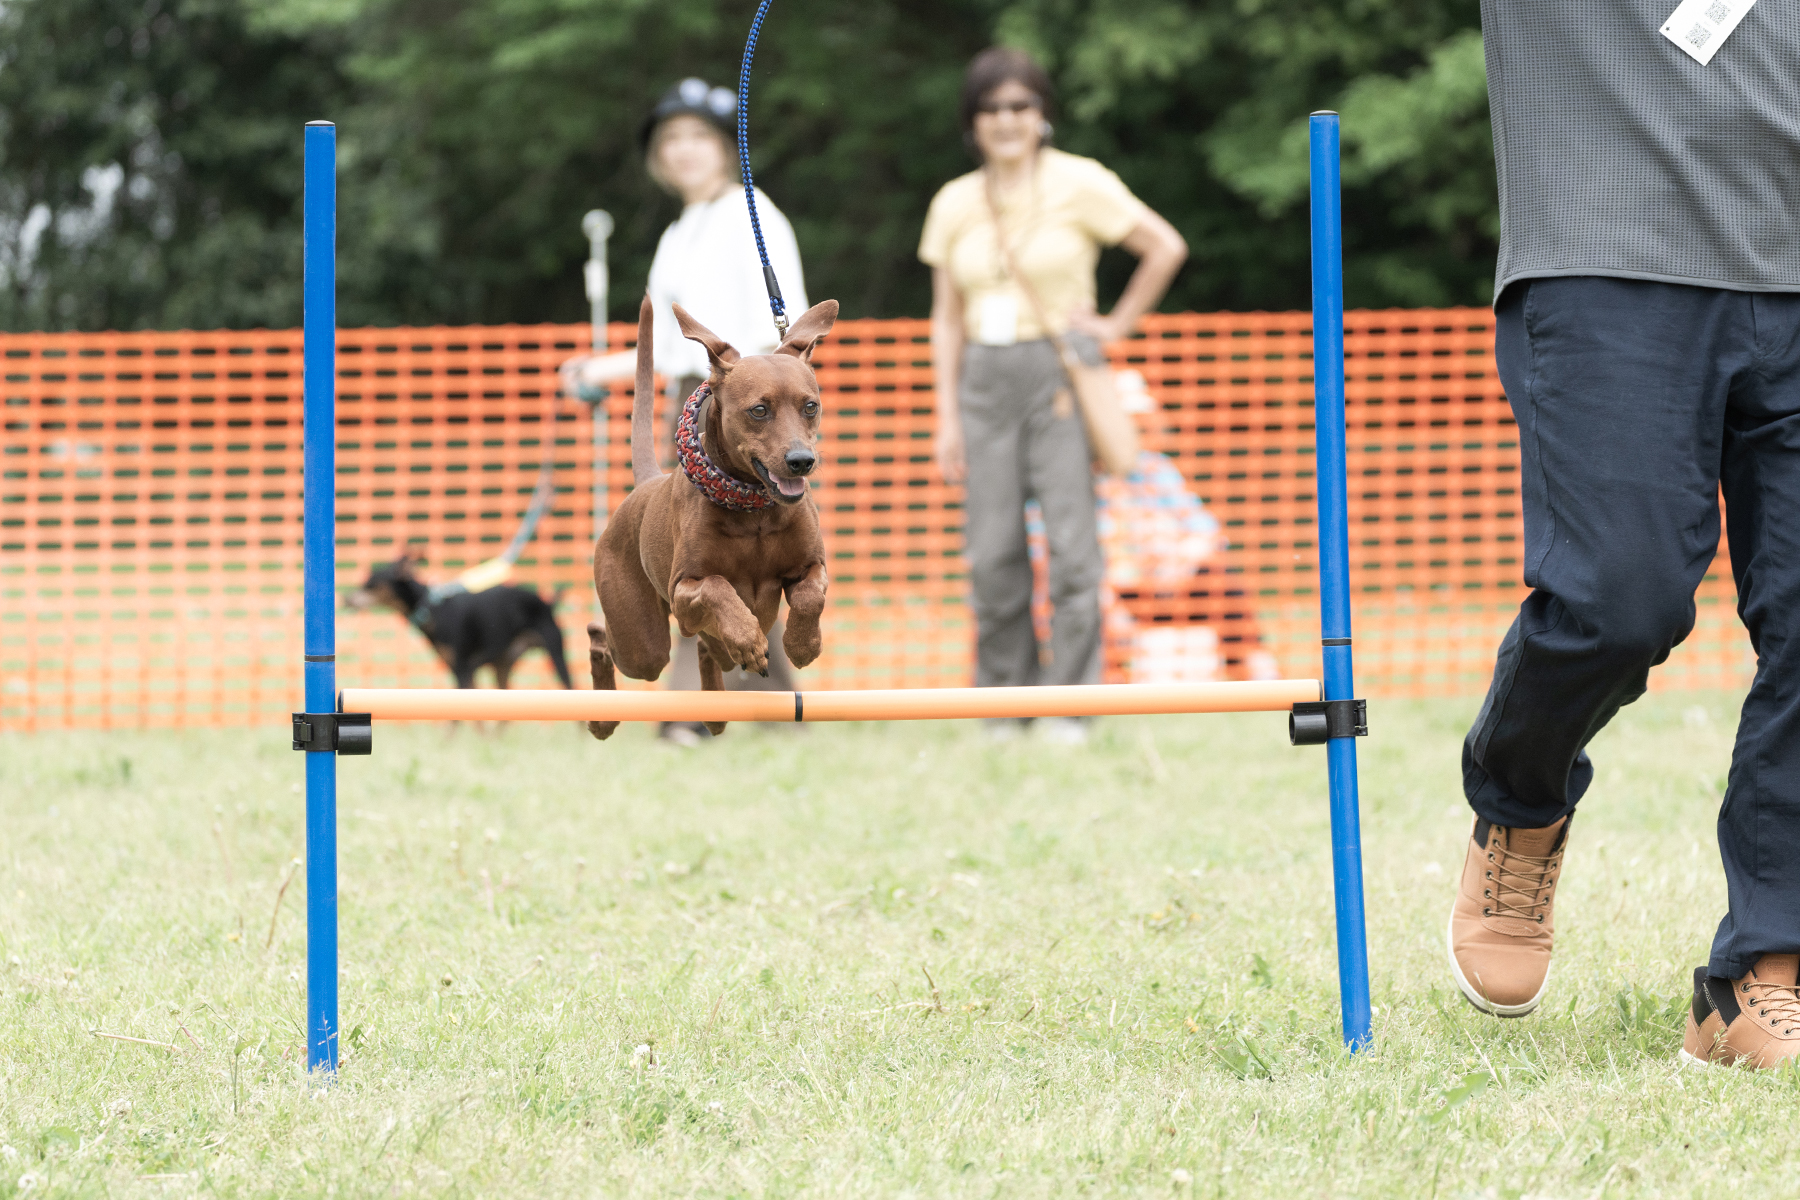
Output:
[0, 0, 1496, 332]
[0, 0, 345, 330]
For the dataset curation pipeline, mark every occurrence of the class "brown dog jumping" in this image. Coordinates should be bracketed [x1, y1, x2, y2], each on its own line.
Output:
[585, 294, 838, 740]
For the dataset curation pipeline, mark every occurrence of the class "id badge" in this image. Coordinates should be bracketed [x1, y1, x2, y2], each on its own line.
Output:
[1662, 0, 1755, 65]
[976, 292, 1019, 346]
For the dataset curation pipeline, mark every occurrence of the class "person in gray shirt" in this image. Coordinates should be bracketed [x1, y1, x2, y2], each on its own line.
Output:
[1446, 0, 1800, 1067]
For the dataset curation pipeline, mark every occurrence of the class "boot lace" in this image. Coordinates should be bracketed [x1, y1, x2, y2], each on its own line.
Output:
[1482, 836, 1560, 924]
[1741, 977, 1800, 1036]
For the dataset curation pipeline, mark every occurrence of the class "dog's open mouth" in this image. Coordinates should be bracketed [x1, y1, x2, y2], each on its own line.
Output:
[752, 459, 810, 505]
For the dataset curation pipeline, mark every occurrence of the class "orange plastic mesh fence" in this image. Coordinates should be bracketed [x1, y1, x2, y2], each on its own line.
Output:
[2, 310, 1749, 731]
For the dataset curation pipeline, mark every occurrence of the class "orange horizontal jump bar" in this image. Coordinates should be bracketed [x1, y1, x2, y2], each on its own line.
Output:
[337, 680, 1322, 723]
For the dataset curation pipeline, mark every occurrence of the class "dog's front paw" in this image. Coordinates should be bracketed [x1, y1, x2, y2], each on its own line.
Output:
[783, 621, 823, 669]
[722, 626, 769, 676]
[587, 622, 618, 690]
[587, 719, 619, 741]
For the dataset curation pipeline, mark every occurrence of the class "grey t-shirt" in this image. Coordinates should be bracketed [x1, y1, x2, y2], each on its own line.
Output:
[1485, 0, 1800, 297]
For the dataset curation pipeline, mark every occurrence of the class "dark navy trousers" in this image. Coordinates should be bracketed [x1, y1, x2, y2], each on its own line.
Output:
[1465, 277, 1800, 979]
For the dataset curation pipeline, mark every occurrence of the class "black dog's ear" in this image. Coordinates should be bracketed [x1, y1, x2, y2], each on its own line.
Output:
[673, 304, 741, 379]
[776, 299, 839, 364]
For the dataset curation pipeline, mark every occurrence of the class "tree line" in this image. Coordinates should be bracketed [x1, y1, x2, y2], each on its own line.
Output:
[0, 0, 1494, 332]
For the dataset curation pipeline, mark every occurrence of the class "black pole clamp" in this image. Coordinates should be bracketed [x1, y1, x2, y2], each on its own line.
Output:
[1289, 699, 1367, 746]
[292, 712, 373, 755]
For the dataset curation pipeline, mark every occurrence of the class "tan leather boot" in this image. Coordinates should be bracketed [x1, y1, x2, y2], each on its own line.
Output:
[1445, 816, 1569, 1017]
[1682, 955, 1800, 1069]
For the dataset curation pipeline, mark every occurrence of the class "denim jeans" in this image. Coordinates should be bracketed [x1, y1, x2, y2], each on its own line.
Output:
[1465, 277, 1800, 978]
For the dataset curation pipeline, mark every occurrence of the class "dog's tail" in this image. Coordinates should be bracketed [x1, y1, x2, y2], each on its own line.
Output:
[631, 294, 659, 485]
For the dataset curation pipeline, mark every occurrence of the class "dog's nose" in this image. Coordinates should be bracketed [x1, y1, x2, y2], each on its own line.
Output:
[785, 447, 817, 476]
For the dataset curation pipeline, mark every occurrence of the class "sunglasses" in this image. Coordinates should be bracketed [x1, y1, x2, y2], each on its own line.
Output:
[975, 98, 1041, 116]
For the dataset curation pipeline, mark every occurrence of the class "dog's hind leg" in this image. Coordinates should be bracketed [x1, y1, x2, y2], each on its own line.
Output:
[695, 640, 730, 737]
[538, 614, 573, 688]
[448, 662, 480, 738]
[586, 621, 621, 741]
[494, 632, 538, 691]
[487, 639, 538, 737]
[596, 546, 672, 682]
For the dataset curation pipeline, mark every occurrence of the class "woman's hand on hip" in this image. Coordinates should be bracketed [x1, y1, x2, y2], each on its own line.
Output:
[1066, 304, 1128, 345]
[936, 422, 967, 485]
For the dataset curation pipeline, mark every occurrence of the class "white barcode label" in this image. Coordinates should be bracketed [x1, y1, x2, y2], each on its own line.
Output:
[1661, 0, 1755, 65]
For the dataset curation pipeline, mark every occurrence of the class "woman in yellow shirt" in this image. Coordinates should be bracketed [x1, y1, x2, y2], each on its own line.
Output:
[919, 47, 1187, 742]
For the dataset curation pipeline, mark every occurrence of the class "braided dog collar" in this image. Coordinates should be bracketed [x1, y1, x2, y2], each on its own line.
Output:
[676, 383, 775, 512]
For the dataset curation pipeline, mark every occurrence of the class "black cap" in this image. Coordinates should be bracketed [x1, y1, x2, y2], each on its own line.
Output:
[639, 78, 738, 152]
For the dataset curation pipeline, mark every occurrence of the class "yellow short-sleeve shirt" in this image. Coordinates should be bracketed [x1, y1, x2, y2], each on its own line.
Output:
[918, 148, 1149, 343]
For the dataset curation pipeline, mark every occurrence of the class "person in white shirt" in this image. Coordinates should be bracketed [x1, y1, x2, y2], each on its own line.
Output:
[560, 78, 809, 745]
[561, 77, 807, 420]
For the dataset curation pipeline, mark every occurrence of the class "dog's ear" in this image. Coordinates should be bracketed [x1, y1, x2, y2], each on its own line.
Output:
[673, 304, 741, 377]
[775, 299, 839, 364]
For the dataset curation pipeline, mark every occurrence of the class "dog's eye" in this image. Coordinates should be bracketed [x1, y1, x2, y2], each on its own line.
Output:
[803, 401, 820, 417]
[749, 404, 770, 420]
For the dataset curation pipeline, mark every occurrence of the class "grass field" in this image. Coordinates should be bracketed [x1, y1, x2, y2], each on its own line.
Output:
[1, 693, 1789, 1198]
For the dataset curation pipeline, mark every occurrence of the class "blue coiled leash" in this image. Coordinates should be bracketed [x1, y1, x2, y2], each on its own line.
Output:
[738, 0, 788, 339]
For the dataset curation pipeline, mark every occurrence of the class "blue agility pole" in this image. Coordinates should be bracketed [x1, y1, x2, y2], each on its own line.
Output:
[300, 120, 340, 1075]
[1308, 111, 1372, 1051]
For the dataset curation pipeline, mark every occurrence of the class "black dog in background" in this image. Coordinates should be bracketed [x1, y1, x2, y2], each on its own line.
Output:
[346, 553, 573, 690]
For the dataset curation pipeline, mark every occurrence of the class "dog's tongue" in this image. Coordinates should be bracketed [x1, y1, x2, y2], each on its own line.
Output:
[775, 475, 808, 498]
